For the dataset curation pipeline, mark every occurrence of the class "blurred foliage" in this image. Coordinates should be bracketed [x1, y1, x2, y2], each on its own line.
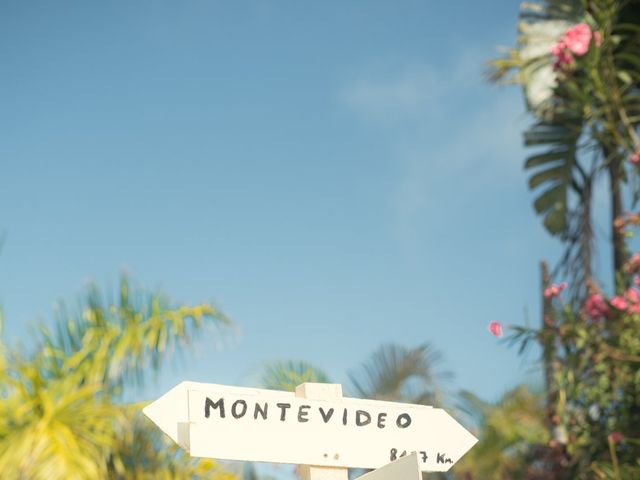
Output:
[261, 360, 331, 392]
[348, 343, 452, 407]
[490, 0, 640, 297]
[508, 287, 640, 479]
[453, 386, 548, 479]
[489, 0, 640, 478]
[258, 343, 450, 405]
[0, 275, 236, 480]
[258, 345, 455, 480]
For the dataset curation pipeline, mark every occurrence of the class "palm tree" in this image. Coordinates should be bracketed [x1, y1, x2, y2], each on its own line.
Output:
[490, 0, 640, 296]
[348, 343, 451, 407]
[490, 2, 640, 476]
[257, 344, 452, 480]
[260, 360, 331, 392]
[259, 343, 451, 405]
[0, 275, 237, 479]
[453, 385, 548, 480]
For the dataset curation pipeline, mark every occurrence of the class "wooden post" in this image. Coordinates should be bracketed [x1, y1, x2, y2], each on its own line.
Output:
[295, 383, 349, 480]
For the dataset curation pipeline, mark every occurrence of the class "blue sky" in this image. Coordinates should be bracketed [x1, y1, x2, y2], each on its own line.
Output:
[2, 0, 616, 432]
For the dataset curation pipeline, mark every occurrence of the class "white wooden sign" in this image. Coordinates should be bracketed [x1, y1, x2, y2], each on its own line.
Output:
[356, 452, 421, 480]
[143, 381, 477, 473]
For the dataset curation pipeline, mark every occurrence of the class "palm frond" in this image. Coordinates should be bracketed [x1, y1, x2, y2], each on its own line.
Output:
[38, 274, 231, 394]
[260, 360, 330, 392]
[0, 276, 235, 479]
[454, 385, 547, 479]
[348, 343, 452, 407]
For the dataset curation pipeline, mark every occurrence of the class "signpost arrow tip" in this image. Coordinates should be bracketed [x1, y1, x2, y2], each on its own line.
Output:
[143, 381, 192, 450]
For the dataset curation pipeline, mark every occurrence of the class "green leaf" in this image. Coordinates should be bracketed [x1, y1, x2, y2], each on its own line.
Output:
[543, 205, 567, 234]
[525, 150, 572, 169]
[528, 164, 569, 189]
[533, 184, 565, 214]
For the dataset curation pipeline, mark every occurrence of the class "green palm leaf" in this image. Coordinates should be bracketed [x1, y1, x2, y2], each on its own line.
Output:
[260, 360, 330, 392]
[348, 343, 452, 406]
[0, 276, 236, 479]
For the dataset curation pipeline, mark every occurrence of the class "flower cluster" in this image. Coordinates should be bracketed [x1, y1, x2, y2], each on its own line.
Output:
[610, 287, 640, 314]
[490, 266, 640, 335]
[624, 252, 640, 274]
[584, 293, 610, 321]
[544, 282, 567, 298]
[609, 431, 624, 444]
[551, 23, 601, 69]
[613, 211, 640, 242]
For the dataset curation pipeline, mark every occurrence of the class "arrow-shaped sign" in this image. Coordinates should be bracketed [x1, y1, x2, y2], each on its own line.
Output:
[356, 452, 421, 480]
[143, 381, 477, 472]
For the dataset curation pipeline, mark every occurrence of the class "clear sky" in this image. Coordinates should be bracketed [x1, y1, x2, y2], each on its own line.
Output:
[2, 0, 615, 439]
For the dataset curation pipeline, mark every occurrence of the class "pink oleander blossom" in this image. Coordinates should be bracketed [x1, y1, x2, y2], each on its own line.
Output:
[544, 282, 568, 298]
[623, 287, 640, 314]
[584, 293, 609, 321]
[609, 431, 624, 443]
[551, 23, 600, 70]
[628, 303, 640, 315]
[488, 321, 503, 338]
[550, 40, 566, 57]
[624, 252, 640, 274]
[564, 23, 593, 56]
[627, 212, 640, 224]
[625, 287, 640, 303]
[552, 49, 574, 70]
[610, 296, 628, 311]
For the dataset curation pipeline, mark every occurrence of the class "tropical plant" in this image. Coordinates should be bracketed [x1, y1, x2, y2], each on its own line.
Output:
[490, 1, 640, 478]
[490, 0, 640, 296]
[508, 271, 640, 479]
[259, 343, 451, 405]
[0, 275, 237, 480]
[257, 345, 452, 480]
[348, 343, 452, 407]
[260, 360, 331, 392]
[453, 385, 548, 480]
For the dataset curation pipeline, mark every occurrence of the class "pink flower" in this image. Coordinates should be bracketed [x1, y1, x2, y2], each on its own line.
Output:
[628, 303, 640, 314]
[623, 287, 640, 314]
[625, 287, 640, 303]
[634, 277, 640, 286]
[544, 282, 567, 298]
[550, 40, 566, 57]
[488, 321, 503, 338]
[564, 23, 593, 56]
[630, 151, 640, 165]
[584, 293, 609, 321]
[624, 252, 640, 274]
[628, 212, 640, 224]
[609, 431, 624, 443]
[551, 23, 600, 70]
[610, 296, 628, 311]
[552, 49, 574, 70]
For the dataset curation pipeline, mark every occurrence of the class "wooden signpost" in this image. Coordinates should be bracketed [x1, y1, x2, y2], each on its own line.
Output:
[143, 381, 477, 478]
